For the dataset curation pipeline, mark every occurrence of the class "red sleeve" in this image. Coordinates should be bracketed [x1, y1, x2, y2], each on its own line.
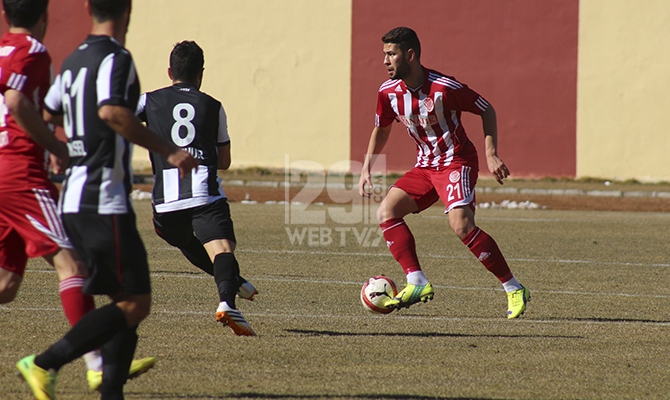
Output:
[448, 83, 489, 115]
[375, 90, 397, 127]
[0, 48, 51, 98]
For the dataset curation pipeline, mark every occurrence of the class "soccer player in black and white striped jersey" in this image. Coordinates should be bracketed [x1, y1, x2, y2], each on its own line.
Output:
[16, 1, 198, 398]
[136, 41, 257, 336]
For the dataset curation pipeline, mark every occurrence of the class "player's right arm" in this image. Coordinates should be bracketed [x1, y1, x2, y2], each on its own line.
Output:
[98, 104, 198, 178]
[358, 86, 397, 197]
[43, 109, 63, 127]
[359, 87, 396, 197]
[358, 123, 392, 197]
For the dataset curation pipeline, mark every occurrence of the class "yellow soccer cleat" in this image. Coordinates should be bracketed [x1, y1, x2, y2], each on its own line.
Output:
[16, 354, 57, 400]
[128, 357, 156, 379]
[507, 286, 530, 319]
[87, 357, 156, 391]
[385, 282, 434, 310]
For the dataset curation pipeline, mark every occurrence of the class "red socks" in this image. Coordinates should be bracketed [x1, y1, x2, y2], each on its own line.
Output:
[462, 227, 513, 283]
[59, 275, 95, 326]
[380, 218, 514, 285]
[380, 218, 422, 275]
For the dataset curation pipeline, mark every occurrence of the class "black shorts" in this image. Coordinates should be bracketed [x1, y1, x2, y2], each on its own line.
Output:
[153, 199, 236, 248]
[62, 212, 151, 296]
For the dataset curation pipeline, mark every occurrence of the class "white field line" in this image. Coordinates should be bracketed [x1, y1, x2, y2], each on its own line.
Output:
[143, 246, 670, 269]
[423, 215, 565, 222]
[2, 305, 670, 327]
[21, 269, 670, 300]
[229, 248, 670, 269]
[423, 215, 670, 225]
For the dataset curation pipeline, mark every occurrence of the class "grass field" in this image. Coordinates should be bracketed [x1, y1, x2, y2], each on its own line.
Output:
[2, 198, 670, 399]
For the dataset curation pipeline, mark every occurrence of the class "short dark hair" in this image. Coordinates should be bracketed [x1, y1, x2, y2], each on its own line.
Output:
[382, 27, 421, 59]
[169, 41, 204, 83]
[88, 0, 130, 22]
[2, 0, 48, 28]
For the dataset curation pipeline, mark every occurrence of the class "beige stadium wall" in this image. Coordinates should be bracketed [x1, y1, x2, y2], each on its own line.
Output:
[577, 0, 670, 182]
[126, 0, 352, 173]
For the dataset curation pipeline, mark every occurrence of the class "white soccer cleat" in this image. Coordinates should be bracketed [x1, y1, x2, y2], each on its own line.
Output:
[237, 279, 258, 301]
[215, 302, 256, 336]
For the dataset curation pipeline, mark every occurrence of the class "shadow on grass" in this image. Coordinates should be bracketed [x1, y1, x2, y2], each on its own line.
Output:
[286, 329, 583, 339]
[544, 316, 670, 325]
[133, 394, 499, 400]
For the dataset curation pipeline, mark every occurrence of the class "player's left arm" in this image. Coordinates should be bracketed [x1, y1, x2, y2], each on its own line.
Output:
[3, 89, 68, 162]
[216, 104, 231, 170]
[217, 143, 231, 170]
[452, 84, 511, 184]
[0, 51, 68, 163]
[480, 103, 510, 185]
[100, 105, 198, 177]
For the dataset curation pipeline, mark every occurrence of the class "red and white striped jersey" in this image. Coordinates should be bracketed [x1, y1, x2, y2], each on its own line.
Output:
[0, 32, 53, 192]
[376, 67, 487, 168]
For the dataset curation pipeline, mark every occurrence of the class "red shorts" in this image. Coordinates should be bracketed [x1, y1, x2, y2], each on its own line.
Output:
[0, 187, 73, 276]
[392, 163, 478, 213]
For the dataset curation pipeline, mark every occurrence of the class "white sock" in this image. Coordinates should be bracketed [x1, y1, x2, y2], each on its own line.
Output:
[84, 350, 103, 372]
[502, 277, 523, 293]
[406, 270, 429, 286]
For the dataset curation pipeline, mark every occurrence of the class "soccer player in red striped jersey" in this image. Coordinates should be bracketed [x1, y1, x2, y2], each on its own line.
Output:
[0, 0, 112, 387]
[358, 27, 530, 318]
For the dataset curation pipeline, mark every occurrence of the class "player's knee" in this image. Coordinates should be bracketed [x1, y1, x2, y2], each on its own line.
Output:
[375, 207, 386, 224]
[452, 223, 475, 240]
[116, 296, 151, 326]
[50, 248, 87, 278]
[0, 273, 21, 303]
[130, 299, 151, 323]
[0, 292, 17, 304]
[376, 204, 397, 224]
[0, 285, 19, 303]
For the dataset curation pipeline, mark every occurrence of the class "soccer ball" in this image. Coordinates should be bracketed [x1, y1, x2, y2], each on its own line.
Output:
[360, 275, 398, 314]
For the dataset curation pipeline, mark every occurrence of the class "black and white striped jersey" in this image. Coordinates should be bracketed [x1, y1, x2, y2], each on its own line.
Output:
[136, 82, 229, 213]
[44, 35, 140, 215]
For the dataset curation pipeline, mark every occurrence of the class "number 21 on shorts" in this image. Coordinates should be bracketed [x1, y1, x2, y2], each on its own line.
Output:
[446, 169, 463, 202]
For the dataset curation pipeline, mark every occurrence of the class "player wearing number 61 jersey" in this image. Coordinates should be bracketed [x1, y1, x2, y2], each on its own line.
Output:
[44, 34, 140, 214]
[20, 1, 197, 398]
[136, 40, 256, 336]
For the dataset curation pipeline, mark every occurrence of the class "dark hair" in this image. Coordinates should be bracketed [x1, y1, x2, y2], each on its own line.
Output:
[382, 26, 421, 59]
[169, 41, 204, 83]
[2, 0, 48, 28]
[88, 0, 130, 22]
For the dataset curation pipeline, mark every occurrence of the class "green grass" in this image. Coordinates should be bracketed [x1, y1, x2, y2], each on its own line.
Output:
[2, 201, 670, 399]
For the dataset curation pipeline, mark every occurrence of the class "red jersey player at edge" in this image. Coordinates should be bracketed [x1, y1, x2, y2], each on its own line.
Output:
[0, 0, 155, 392]
[14, 0, 198, 397]
[358, 27, 530, 318]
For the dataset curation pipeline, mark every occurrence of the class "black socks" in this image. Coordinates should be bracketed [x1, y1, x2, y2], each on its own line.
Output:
[213, 252, 240, 308]
[35, 303, 127, 371]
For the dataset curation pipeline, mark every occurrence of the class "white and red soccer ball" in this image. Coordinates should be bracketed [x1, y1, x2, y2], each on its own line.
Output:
[360, 275, 398, 314]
